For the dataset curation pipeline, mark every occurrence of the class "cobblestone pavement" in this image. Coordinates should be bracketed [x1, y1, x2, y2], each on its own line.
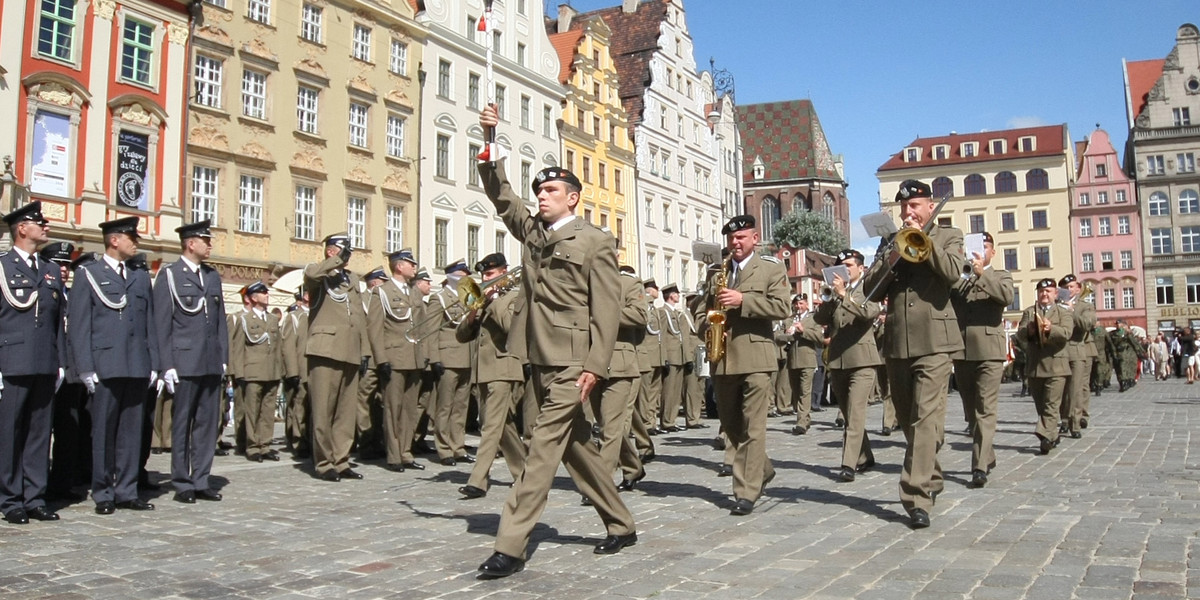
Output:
[1, 378, 1198, 599]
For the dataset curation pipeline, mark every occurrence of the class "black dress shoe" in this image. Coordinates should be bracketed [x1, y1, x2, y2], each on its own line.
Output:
[1070, 430, 1082, 439]
[856, 459, 876, 473]
[320, 471, 341, 482]
[116, 499, 155, 511]
[174, 490, 196, 504]
[580, 494, 593, 506]
[881, 427, 892, 436]
[712, 437, 725, 450]
[478, 552, 525, 578]
[385, 463, 405, 472]
[594, 533, 637, 554]
[95, 501, 116, 515]
[835, 417, 845, 428]
[639, 451, 655, 464]
[729, 498, 754, 516]
[264, 451, 281, 461]
[456, 455, 475, 464]
[791, 425, 807, 435]
[718, 464, 733, 477]
[838, 467, 856, 482]
[338, 469, 364, 480]
[26, 507, 59, 521]
[214, 448, 229, 456]
[459, 485, 486, 499]
[249, 454, 264, 463]
[909, 508, 930, 529]
[970, 470, 988, 488]
[1039, 437, 1055, 455]
[401, 461, 426, 471]
[196, 490, 222, 501]
[1081, 418, 1089, 429]
[4, 508, 29, 524]
[1058, 423, 1068, 434]
[617, 468, 646, 492]
[440, 457, 456, 466]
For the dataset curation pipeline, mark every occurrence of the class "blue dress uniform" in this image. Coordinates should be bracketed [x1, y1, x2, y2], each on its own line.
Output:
[45, 245, 93, 501]
[152, 221, 228, 502]
[70, 216, 160, 512]
[0, 202, 65, 524]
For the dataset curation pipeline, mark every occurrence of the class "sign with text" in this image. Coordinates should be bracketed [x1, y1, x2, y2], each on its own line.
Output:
[116, 130, 149, 210]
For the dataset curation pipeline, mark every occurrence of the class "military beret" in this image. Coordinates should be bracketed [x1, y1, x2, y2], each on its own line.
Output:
[662, 284, 679, 296]
[323, 232, 351, 250]
[532, 167, 582, 194]
[414, 267, 432, 281]
[837, 249, 864, 263]
[243, 281, 269, 296]
[721, 214, 755, 235]
[475, 252, 507, 273]
[793, 293, 808, 302]
[126, 253, 149, 272]
[981, 231, 994, 245]
[100, 216, 140, 239]
[643, 278, 658, 290]
[3, 201, 48, 226]
[39, 241, 75, 265]
[895, 179, 932, 202]
[365, 267, 387, 282]
[175, 219, 213, 240]
[1058, 273, 1077, 287]
[388, 248, 418, 265]
[1036, 278, 1057, 290]
[441, 258, 470, 275]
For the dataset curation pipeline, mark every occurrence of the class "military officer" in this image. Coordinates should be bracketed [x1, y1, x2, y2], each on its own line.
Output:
[45, 245, 93, 503]
[413, 267, 439, 454]
[457, 253, 526, 498]
[873, 309, 897, 435]
[595, 263, 649, 493]
[0, 202, 65, 524]
[784, 294, 823, 435]
[861, 179, 966, 529]
[640, 280, 665, 434]
[281, 288, 311, 458]
[1091, 323, 1113, 395]
[475, 102, 637, 578]
[950, 232, 1012, 487]
[152, 220, 228, 503]
[630, 280, 658, 462]
[680, 293, 708, 429]
[228, 281, 282, 462]
[355, 267, 389, 460]
[1108, 321, 1142, 392]
[1057, 274, 1096, 439]
[658, 284, 686, 432]
[701, 214, 791, 516]
[304, 233, 381, 481]
[431, 260, 474, 466]
[71, 216, 160, 513]
[1016, 278, 1071, 455]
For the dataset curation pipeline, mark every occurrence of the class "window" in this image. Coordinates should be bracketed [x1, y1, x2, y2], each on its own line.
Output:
[1098, 217, 1111, 236]
[520, 95, 530, 129]
[241, 70, 267, 119]
[348, 103, 368, 148]
[1146, 155, 1165, 175]
[935, 145, 947, 160]
[598, 162, 607, 188]
[296, 86, 319, 134]
[1031, 209, 1048, 229]
[932, 177, 953, 198]
[390, 40, 408, 75]
[467, 16, 477, 39]
[238, 174, 264, 233]
[992, 171, 1015, 194]
[564, 149, 575, 172]
[1157, 277, 1175, 305]
[647, 252, 656, 278]
[1026, 169, 1049, 190]
[1182, 226, 1200, 253]
[386, 114, 405, 158]
[679, 207, 687, 236]
[1001, 212, 1016, 231]
[1034, 246, 1050, 269]
[663, 201, 672, 232]
[645, 196, 653, 226]
[294, 185, 315, 240]
[517, 42, 526, 66]
[1149, 192, 1169, 216]
[1097, 191, 1108, 204]
[347, 197, 366, 248]
[468, 73, 480, 109]
[991, 139, 1005, 155]
[467, 144, 481, 186]
[120, 18, 155, 85]
[1151, 228, 1173, 254]
[1102, 288, 1116, 310]
[968, 214, 985, 234]
[467, 225, 480, 268]
[495, 84, 506, 118]
[1120, 250, 1133, 270]
[247, 0, 270, 24]
[434, 219, 448, 267]
[193, 55, 223, 108]
[1079, 218, 1092, 237]
[301, 3, 322, 43]
[38, 0, 77, 62]
[1004, 248, 1018, 270]
[437, 60, 451, 98]
[616, 218, 625, 247]
[1008, 287, 1021, 312]
[495, 231, 506, 253]
[1096, 163, 1108, 177]
[1179, 189, 1199, 213]
[492, 30, 501, 53]
[1117, 190, 1127, 203]
[352, 25, 371, 61]
[964, 174, 986, 196]
[386, 205, 403, 252]
[543, 105, 553, 137]
[1081, 253, 1094, 272]
[520, 162, 531, 201]
[1123, 287, 1136, 309]
[1174, 107, 1192, 126]
[1189, 276, 1200, 304]
[191, 166, 219, 224]
[1101, 251, 1114, 270]
[1019, 136, 1035, 152]
[1178, 153, 1196, 174]
[937, 217, 952, 228]
[614, 169, 623, 194]
[1079, 192, 1090, 206]
[435, 134, 450, 179]
[664, 256, 673, 284]
[962, 143, 976, 157]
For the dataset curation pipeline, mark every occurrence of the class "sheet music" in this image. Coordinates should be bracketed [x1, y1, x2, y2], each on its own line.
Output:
[860, 212, 898, 238]
[822, 265, 850, 286]
[963, 233, 986, 261]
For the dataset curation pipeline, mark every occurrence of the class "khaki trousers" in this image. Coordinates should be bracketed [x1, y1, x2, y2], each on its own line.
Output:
[953, 359, 1002, 472]
[773, 361, 791, 412]
[1060, 358, 1091, 433]
[242, 381, 279, 458]
[684, 370, 705, 426]
[630, 373, 655, 455]
[466, 381, 526, 491]
[434, 367, 471, 460]
[712, 372, 775, 503]
[284, 377, 309, 451]
[356, 366, 383, 453]
[383, 369, 422, 465]
[788, 367, 814, 429]
[887, 354, 950, 514]
[595, 377, 641, 480]
[308, 357, 358, 476]
[493, 365, 635, 559]
[879, 364, 897, 430]
[660, 365, 683, 429]
[641, 367, 663, 429]
[830, 367, 876, 470]
[1030, 376, 1065, 443]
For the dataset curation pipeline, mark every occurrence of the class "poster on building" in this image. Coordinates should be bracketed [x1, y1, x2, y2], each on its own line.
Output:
[116, 130, 149, 210]
[29, 111, 71, 197]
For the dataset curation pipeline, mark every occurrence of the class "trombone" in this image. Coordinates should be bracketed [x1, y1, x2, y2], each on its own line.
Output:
[404, 267, 523, 343]
[862, 191, 953, 305]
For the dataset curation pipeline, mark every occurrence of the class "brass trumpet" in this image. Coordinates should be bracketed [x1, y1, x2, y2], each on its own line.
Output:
[820, 285, 834, 303]
[404, 267, 523, 343]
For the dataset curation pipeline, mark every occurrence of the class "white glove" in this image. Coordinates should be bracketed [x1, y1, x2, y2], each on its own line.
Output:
[148, 370, 158, 388]
[82, 372, 97, 394]
[156, 379, 164, 394]
[55, 368, 64, 393]
[163, 368, 179, 395]
[222, 363, 227, 376]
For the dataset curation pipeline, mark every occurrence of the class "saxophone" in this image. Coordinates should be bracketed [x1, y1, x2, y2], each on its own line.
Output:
[706, 255, 732, 362]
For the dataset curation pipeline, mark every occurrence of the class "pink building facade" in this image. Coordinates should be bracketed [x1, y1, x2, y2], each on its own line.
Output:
[1071, 128, 1146, 329]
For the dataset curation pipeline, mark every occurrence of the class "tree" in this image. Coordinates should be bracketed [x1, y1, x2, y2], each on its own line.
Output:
[771, 209, 847, 255]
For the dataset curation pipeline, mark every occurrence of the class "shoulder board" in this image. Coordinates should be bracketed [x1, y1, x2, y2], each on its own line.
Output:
[761, 255, 781, 264]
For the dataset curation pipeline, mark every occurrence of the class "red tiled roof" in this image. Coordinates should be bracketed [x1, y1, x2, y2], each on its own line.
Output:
[1125, 58, 1165, 124]
[548, 30, 584, 85]
[877, 124, 1068, 172]
[574, 0, 670, 133]
[737, 100, 840, 181]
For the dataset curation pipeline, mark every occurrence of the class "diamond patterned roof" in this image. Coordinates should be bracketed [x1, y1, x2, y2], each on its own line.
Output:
[737, 99, 840, 182]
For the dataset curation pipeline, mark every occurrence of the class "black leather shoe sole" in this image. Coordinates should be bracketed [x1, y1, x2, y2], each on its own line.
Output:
[115, 500, 155, 511]
[970, 471, 988, 488]
[729, 499, 754, 516]
[320, 471, 341, 482]
[617, 468, 647, 492]
[838, 467, 856, 482]
[594, 533, 637, 554]
[401, 462, 426, 471]
[196, 490, 222, 501]
[174, 491, 196, 504]
[27, 507, 59, 521]
[4, 509, 29, 524]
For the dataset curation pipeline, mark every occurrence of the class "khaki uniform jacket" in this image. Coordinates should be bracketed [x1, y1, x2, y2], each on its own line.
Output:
[609, 273, 649, 379]
[303, 255, 381, 365]
[367, 279, 422, 371]
[434, 284, 471, 369]
[951, 267, 1014, 362]
[281, 306, 310, 382]
[638, 302, 664, 369]
[1016, 303, 1071, 377]
[479, 159, 621, 375]
[784, 311, 824, 369]
[455, 285, 522, 382]
[813, 283, 882, 370]
[229, 309, 281, 381]
[679, 305, 702, 366]
[658, 304, 685, 366]
[700, 254, 791, 375]
[1065, 299, 1098, 360]
[863, 224, 967, 359]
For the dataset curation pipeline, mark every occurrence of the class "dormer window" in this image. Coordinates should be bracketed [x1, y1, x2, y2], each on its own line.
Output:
[961, 142, 977, 157]
[990, 139, 1005, 155]
[904, 147, 920, 162]
[1018, 136, 1035, 152]
[934, 145, 948, 160]
[753, 164, 764, 180]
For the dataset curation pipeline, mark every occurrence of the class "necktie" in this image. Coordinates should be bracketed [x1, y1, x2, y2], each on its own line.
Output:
[28, 256, 36, 272]
[119, 263, 126, 279]
[729, 265, 738, 288]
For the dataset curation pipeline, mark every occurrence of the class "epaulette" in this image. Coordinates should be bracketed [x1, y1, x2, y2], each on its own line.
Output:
[761, 255, 781, 264]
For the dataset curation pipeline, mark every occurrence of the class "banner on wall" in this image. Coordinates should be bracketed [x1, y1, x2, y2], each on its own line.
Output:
[29, 111, 71, 197]
[116, 130, 149, 210]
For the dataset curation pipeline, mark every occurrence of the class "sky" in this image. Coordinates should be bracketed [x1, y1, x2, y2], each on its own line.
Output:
[547, 0, 1198, 250]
